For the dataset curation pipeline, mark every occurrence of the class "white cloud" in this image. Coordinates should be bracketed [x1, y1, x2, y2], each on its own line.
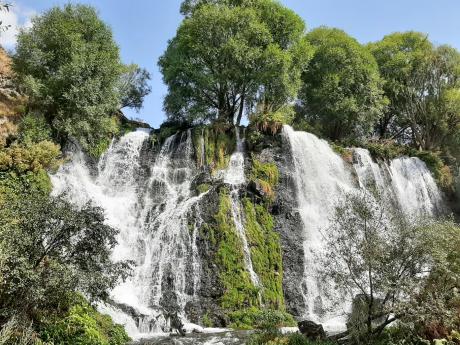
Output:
[0, 3, 36, 49]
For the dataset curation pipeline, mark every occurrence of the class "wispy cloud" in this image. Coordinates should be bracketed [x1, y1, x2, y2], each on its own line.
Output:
[0, 2, 36, 49]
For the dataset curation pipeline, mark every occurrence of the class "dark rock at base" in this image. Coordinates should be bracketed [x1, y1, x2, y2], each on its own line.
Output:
[298, 320, 326, 340]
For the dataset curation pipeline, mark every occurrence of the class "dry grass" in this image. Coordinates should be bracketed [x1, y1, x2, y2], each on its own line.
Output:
[0, 46, 25, 146]
[0, 46, 11, 75]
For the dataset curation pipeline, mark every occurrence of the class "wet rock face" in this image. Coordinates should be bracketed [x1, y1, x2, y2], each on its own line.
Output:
[249, 133, 307, 318]
[185, 185, 228, 327]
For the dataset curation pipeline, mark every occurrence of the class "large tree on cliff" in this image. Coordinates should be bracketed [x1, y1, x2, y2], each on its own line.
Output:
[369, 32, 460, 151]
[297, 27, 385, 141]
[159, 0, 312, 126]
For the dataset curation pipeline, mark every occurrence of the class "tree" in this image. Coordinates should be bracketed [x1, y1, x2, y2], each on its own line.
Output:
[0, 194, 131, 326]
[297, 27, 385, 141]
[13, 4, 123, 151]
[320, 192, 460, 343]
[118, 64, 151, 112]
[369, 32, 460, 150]
[159, 0, 311, 126]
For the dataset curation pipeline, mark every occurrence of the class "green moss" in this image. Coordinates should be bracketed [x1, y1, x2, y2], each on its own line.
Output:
[331, 143, 353, 163]
[192, 126, 205, 166]
[243, 198, 285, 310]
[216, 131, 236, 170]
[229, 308, 295, 330]
[196, 183, 211, 194]
[250, 158, 280, 203]
[203, 127, 215, 167]
[202, 313, 213, 328]
[39, 294, 130, 345]
[200, 127, 236, 171]
[213, 189, 259, 312]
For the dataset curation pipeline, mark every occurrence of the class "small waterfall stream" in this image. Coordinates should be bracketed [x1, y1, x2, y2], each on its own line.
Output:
[224, 128, 261, 287]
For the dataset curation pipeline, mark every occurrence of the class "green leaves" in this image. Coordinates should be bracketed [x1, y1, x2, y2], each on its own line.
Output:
[297, 27, 385, 141]
[160, 0, 312, 126]
[12, 4, 136, 156]
[0, 194, 131, 323]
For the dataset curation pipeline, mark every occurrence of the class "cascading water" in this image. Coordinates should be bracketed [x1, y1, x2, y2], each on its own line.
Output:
[283, 125, 445, 331]
[282, 125, 353, 329]
[51, 123, 446, 341]
[224, 128, 261, 287]
[51, 129, 206, 339]
[352, 148, 444, 217]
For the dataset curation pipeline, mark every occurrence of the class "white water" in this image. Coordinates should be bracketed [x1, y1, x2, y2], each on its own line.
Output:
[51, 130, 206, 339]
[283, 125, 444, 330]
[283, 125, 353, 327]
[51, 125, 445, 340]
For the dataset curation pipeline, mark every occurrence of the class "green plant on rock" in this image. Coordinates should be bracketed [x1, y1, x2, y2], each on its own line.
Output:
[196, 183, 211, 194]
[249, 106, 295, 136]
[201, 127, 236, 171]
[250, 158, 280, 203]
[243, 198, 284, 309]
[213, 189, 259, 312]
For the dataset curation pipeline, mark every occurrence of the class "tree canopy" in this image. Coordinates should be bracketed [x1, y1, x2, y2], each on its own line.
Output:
[296, 27, 386, 141]
[13, 4, 150, 154]
[159, 0, 312, 126]
[369, 32, 460, 151]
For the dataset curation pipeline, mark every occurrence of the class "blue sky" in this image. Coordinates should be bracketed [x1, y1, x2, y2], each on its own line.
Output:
[1, 0, 460, 128]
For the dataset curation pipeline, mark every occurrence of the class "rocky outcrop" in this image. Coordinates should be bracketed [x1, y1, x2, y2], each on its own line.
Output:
[249, 132, 307, 318]
[298, 320, 326, 340]
[0, 46, 25, 146]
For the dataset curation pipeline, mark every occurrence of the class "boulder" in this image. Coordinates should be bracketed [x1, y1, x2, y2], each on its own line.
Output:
[298, 320, 326, 340]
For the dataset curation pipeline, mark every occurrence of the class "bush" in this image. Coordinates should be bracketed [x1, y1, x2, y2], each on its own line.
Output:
[39, 295, 130, 345]
[19, 113, 52, 144]
[0, 141, 61, 173]
[250, 106, 295, 135]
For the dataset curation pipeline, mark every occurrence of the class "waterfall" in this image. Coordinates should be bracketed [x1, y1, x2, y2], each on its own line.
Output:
[282, 125, 353, 328]
[51, 123, 446, 339]
[224, 128, 261, 287]
[51, 129, 206, 339]
[283, 125, 444, 331]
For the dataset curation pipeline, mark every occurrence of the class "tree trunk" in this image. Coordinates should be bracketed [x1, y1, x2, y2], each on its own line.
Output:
[236, 94, 245, 126]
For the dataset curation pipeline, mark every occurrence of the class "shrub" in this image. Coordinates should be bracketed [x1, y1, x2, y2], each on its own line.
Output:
[19, 113, 52, 144]
[39, 295, 130, 345]
[250, 106, 295, 135]
[250, 158, 280, 203]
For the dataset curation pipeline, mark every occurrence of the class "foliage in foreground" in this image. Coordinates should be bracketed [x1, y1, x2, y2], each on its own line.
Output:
[319, 191, 460, 344]
[0, 158, 131, 343]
